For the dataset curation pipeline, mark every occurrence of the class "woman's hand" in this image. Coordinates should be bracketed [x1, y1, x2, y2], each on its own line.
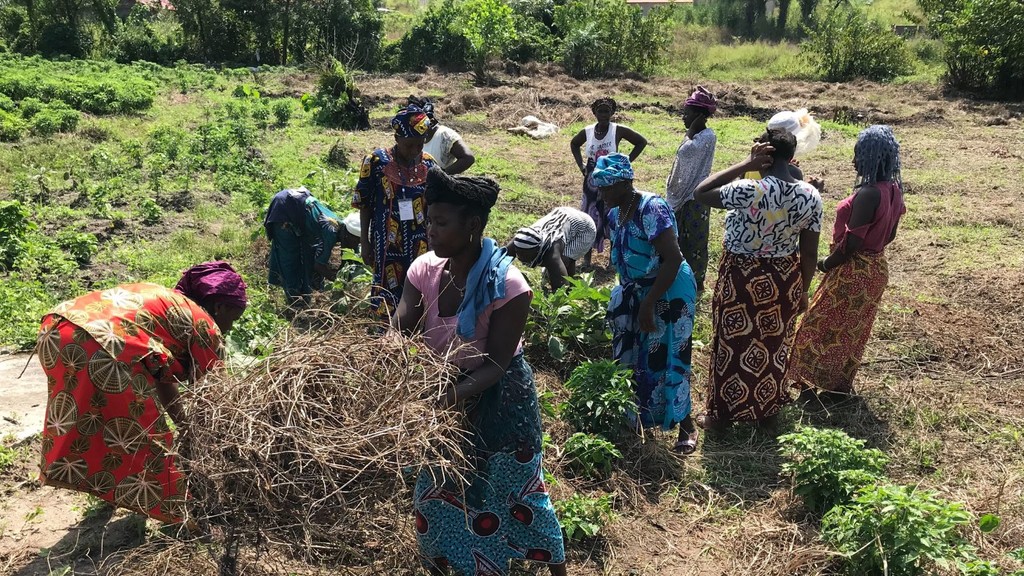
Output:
[807, 176, 825, 191]
[745, 142, 775, 171]
[799, 292, 809, 313]
[314, 262, 337, 281]
[638, 297, 657, 333]
[437, 387, 459, 409]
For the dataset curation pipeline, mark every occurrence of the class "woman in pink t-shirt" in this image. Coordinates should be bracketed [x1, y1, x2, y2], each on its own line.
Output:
[788, 125, 906, 397]
[394, 168, 567, 576]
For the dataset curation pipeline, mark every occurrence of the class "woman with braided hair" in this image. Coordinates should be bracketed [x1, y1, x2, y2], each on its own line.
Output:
[570, 97, 648, 267]
[394, 168, 566, 575]
[787, 125, 906, 398]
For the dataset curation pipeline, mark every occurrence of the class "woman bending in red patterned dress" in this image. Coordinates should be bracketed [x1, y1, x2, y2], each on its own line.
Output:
[35, 261, 247, 523]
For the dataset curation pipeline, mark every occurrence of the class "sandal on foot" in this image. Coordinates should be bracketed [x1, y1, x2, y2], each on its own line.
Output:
[673, 429, 700, 455]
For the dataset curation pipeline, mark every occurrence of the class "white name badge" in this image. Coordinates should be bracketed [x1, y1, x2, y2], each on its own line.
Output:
[398, 199, 415, 221]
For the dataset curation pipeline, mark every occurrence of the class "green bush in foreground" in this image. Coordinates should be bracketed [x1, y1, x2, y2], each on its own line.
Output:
[802, 7, 913, 82]
[821, 484, 976, 576]
[560, 360, 636, 441]
[563, 432, 621, 479]
[778, 426, 889, 514]
[554, 493, 614, 541]
[0, 200, 31, 269]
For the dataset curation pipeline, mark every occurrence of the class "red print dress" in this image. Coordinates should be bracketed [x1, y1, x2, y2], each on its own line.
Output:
[36, 283, 222, 523]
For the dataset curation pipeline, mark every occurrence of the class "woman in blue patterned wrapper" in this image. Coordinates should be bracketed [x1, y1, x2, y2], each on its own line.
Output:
[265, 187, 350, 306]
[394, 167, 567, 576]
[354, 105, 437, 317]
[595, 153, 701, 454]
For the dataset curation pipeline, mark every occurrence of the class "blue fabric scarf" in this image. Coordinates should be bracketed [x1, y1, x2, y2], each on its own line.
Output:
[457, 237, 514, 340]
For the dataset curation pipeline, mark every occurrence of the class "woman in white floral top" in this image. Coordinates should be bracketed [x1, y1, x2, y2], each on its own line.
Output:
[693, 129, 822, 429]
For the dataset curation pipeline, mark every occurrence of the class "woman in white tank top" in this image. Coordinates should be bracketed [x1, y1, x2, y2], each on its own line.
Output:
[570, 97, 648, 267]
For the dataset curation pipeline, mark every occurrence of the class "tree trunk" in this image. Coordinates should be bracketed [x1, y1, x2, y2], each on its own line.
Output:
[777, 0, 792, 37]
[282, 0, 292, 65]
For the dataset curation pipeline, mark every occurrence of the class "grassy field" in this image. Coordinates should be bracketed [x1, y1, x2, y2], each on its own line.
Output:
[1, 56, 1024, 575]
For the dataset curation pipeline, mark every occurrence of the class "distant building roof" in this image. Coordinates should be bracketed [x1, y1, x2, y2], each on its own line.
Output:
[137, 0, 175, 10]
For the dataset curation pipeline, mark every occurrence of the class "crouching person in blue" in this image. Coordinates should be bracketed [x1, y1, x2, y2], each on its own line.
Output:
[264, 187, 359, 306]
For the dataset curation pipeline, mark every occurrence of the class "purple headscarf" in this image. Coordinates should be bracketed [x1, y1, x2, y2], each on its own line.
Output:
[685, 85, 718, 115]
[175, 261, 248, 309]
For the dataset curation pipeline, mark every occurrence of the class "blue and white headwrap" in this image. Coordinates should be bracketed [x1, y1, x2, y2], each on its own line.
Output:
[854, 125, 901, 186]
[590, 153, 634, 188]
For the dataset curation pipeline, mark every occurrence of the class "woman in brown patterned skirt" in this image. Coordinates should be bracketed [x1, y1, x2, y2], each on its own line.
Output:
[693, 130, 823, 428]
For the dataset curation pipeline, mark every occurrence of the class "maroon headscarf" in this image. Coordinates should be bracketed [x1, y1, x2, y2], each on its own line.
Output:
[685, 85, 718, 115]
[174, 261, 248, 310]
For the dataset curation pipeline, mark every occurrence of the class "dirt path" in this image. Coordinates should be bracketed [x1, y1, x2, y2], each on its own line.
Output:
[0, 354, 46, 443]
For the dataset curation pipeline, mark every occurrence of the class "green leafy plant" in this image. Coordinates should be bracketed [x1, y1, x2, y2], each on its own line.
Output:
[563, 432, 621, 479]
[802, 7, 913, 82]
[554, 493, 614, 541]
[457, 0, 518, 82]
[138, 197, 163, 225]
[560, 360, 636, 440]
[821, 484, 975, 576]
[919, 0, 1024, 96]
[272, 100, 292, 127]
[778, 426, 889, 514]
[0, 200, 31, 269]
[300, 58, 369, 129]
[56, 230, 98, 265]
[526, 274, 611, 367]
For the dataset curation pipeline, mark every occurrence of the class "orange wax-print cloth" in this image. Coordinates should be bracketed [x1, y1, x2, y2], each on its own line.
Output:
[36, 284, 223, 523]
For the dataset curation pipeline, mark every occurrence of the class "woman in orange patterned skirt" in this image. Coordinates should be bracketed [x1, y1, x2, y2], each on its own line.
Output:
[788, 126, 905, 397]
[36, 261, 247, 523]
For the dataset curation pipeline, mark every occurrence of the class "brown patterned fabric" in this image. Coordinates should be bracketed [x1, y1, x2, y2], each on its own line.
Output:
[706, 252, 802, 423]
[787, 251, 889, 393]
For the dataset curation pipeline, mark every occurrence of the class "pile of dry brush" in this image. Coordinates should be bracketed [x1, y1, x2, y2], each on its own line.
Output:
[174, 312, 469, 573]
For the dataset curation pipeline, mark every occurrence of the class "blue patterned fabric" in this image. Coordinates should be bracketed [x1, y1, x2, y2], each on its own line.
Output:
[589, 152, 634, 188]
[608, 192, 698, 430]
[457, 238, 514, 340]
[414, 355, 564, 575]
[266, 190, 341, 300]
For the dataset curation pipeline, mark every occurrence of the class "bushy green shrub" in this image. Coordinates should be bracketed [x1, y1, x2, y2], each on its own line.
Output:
[113, 7, 182, 64]
[554, 0, 672, 77]
[554, 494, 614, 541]
[919, 0, 1024, 96]
[561, 360, 636, 440]
[390, 0, 472, 72]
[0, 109, 25, 141]
[301, 59, 369, 129]
[138, 197, 163, 225]
[821, 484, 975, 576]
[56, 230, 98, 265]
[563, 432, 622, 479]
[38, 22, 92, 58]
[18, 96, 43, 118]
[272, 100, 292, 127]
[0, 200, 31, 270]
[802, 7, 913, 82]
[458, 0, 518, 81]
[505, 11, 558, 64]
[526, 274, 611, 366]
[778, 426, 889, 514]
[29, 103, 79, 135]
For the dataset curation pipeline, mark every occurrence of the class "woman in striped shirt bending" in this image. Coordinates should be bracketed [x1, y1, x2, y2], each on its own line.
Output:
[506, 207, 597, 292]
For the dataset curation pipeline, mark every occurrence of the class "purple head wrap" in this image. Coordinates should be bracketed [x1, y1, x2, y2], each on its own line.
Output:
[174, 261, 248, 310]
[685, 85, 718, 115]
[391, 105, 432, 138]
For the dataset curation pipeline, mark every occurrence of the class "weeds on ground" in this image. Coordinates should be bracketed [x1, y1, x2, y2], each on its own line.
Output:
[778, 426, 889, 514]
[563, 432, 622, 479]
[560, 360, 636, 441]
[554, 493, 614, 541]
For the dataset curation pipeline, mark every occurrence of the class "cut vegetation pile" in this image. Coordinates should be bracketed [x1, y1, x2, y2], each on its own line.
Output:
[176, 312, 469, 572]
